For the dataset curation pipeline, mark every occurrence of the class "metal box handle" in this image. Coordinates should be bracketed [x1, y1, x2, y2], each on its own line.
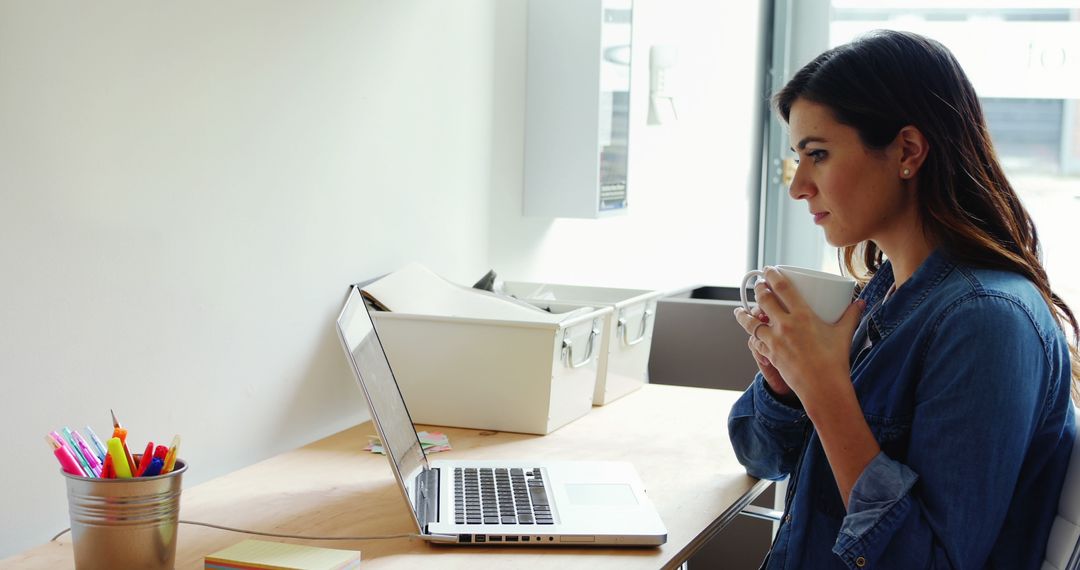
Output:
[562, 320, 601, 369]
[618, 307, 653, 347]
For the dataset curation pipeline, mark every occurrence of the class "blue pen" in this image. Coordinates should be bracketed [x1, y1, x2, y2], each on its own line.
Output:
[142, 457, 164, 477]
[61, 427, 94, 477]
[84, 426, 108, 463]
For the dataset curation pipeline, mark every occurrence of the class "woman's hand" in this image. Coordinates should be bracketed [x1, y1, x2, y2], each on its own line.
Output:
[736, 306, 799, 404]
[736, 267, 880, 509]
[734, 267, 865, 411]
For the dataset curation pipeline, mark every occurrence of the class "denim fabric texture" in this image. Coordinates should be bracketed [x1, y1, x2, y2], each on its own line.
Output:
[728, 249, 1075, 569]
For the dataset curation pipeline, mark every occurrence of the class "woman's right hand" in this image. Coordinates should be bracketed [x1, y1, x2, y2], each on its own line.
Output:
[737, 307, 799, 405]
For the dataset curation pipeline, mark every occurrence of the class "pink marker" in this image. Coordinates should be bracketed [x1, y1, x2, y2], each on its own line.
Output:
[49, 431, 91, 476]
[72, 431, 103, 477]
[46, 435, 86, 476]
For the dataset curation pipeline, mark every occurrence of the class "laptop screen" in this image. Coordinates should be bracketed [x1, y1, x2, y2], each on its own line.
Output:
[336, 287, 427, 488]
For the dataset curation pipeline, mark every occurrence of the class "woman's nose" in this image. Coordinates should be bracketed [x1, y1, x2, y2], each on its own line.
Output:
[787, 162, 816, 201]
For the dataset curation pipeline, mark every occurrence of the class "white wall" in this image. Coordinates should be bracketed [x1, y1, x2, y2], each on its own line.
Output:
[0, 1, 497, 557]
[488, 0, 766, 291]
[0, 0, 766, 559]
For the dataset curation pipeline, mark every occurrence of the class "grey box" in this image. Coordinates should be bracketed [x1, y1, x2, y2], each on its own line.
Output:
[648, 286, 759, 391]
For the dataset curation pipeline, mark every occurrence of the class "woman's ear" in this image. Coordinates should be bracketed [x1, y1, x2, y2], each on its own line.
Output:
[896, 125, 929, 179]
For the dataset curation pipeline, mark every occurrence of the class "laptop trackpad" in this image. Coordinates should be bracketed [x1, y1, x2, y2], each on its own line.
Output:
[565, 484, 639, 507]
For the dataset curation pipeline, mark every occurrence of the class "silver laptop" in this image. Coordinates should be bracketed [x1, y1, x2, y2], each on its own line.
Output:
[335, 286, 667, 546]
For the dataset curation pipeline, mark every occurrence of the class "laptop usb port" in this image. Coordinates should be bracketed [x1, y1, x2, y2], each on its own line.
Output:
[489, 536, 503, 542]
[506, 536, 519, 542]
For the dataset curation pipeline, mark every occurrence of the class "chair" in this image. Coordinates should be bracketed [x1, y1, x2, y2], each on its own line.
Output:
[1043, 407, 1080, 570]
[740, 500, 782, 523]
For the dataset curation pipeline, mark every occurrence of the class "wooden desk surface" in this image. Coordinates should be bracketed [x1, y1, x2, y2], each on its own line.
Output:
[2, 384, 766, 569]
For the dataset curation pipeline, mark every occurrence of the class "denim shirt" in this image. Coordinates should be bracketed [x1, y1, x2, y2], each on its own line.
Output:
[729, 250, 1075, 569]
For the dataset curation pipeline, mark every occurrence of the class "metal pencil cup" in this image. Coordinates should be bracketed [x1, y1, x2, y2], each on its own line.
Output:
[63, 458, 187, 570]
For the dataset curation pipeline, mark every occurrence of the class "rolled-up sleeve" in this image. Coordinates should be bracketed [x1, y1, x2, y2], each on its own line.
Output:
[728, 374, 810, 480]
[832, 452, 919, 564]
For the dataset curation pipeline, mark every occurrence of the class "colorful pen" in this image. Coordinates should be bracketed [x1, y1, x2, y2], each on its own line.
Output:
[110, 410, 136, 472]
[47, 431, 70, 453]
[135, 442, 154, 477]
[102, 453, 116, 479]
[60, 428, 94, 477]
[72, 431, 103, 477]
[142, 457, 164, 478]
[50, 431, 90, 477]
[162, 435, 180, 474]
[46, 435, 86, 476]
[84, 426, 108, 463]
[106, 437, 133, 479]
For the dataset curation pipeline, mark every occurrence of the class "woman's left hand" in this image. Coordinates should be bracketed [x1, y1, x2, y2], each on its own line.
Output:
[738, 267, 865, 409]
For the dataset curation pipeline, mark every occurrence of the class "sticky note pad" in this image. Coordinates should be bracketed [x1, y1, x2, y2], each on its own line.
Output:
[204, 539, 361, 570]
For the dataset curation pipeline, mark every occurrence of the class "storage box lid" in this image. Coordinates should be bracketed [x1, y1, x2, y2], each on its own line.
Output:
[502, 281, 661, 309]
[361, 263, 591, 324]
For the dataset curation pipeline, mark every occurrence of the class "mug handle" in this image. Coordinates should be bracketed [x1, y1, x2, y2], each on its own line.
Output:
[740, 269, 766, 313]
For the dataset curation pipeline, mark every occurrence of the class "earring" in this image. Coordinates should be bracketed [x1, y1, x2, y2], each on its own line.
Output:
[902, 168, 911, 177]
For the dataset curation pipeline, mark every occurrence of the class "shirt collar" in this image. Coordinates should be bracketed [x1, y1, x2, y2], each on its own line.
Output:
[859, 248, 956, 341]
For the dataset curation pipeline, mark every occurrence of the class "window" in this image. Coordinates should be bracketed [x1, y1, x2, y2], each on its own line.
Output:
[766, 1, 1080, 314]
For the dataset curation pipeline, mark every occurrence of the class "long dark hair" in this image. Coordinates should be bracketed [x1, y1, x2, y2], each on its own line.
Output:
[773, 29, 1080, 395]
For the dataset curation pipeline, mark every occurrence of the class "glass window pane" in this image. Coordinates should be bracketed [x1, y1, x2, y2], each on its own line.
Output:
[808, 2, 1080, 313]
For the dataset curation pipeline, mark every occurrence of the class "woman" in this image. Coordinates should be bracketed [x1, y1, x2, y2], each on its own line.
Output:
[729, 30, 1079, 568]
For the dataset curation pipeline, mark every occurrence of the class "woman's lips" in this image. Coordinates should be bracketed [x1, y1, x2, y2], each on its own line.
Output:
[813, 212, 829, 223]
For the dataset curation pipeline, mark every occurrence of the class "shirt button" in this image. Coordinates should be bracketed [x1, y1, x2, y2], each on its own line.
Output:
[855, 556, 867, 567]
[784, 514, 791, 524]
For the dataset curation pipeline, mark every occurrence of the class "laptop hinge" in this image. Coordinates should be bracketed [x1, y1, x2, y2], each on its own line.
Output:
[415, 467, 440, 530]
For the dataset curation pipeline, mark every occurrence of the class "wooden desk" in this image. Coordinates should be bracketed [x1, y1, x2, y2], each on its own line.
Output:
[2, 384, 767, 569]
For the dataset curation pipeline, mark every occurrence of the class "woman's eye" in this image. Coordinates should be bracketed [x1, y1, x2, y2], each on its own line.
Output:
[808, 150, 826, 163]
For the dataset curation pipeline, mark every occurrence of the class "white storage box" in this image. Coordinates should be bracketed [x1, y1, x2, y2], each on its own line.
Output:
[502, 282, 662, 405]
[360, 263, 612, 435]
[369, 308, 610, 435]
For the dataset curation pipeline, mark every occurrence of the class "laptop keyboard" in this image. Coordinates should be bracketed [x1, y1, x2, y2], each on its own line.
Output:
[453, 467, 554, 525]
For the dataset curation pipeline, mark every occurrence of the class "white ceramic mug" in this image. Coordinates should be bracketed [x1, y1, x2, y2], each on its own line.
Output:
[740, 265, 856, 323]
